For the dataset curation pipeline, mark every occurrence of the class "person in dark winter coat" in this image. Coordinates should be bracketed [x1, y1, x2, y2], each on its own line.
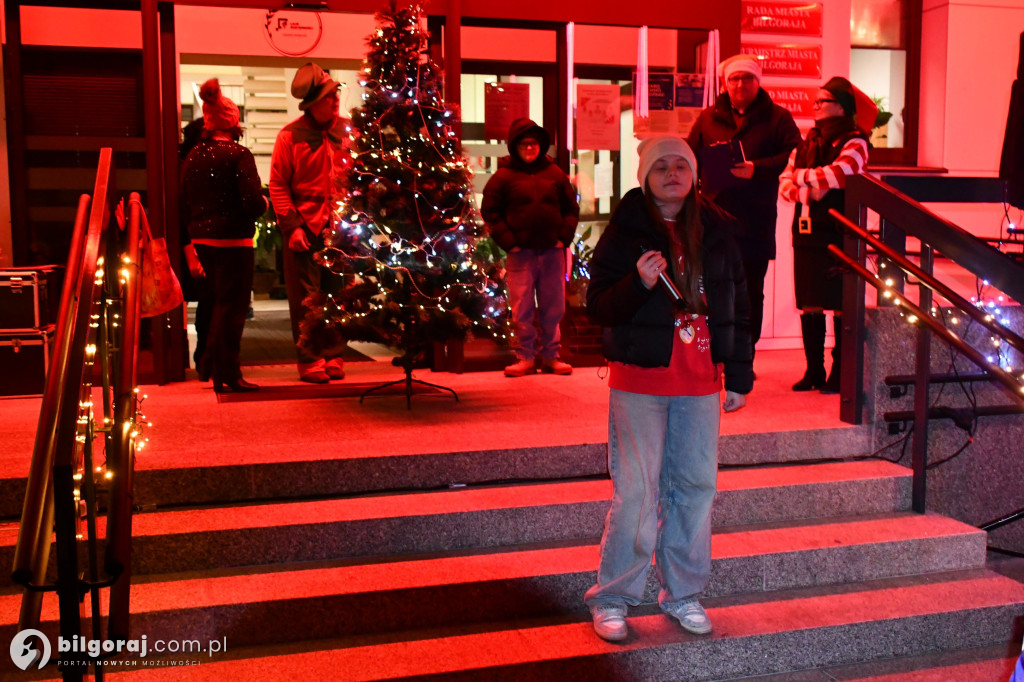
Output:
[687, 54, 801, 359]
[180, 79, 268, 393]
[481, 118, 580, 377]
[583, 135, 752, 644]
[178, 116, 211, 371]
[780, 76, 873, 393]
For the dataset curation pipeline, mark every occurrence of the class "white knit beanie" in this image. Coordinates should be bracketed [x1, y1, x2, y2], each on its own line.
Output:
[637, 135, 698, 188]
[719, 54, 763, 83]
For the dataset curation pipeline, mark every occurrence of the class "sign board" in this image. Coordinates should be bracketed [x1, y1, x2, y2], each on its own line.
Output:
[576, 84, 621, 150]
[264, 10, 323, 57]
[484, 83, 530, 141]
[742, 43, 822, 78]
[741, 2, 823, 37]
[764, 85, 819, 120]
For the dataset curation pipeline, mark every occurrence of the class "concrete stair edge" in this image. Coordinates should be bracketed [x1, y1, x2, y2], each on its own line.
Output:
[0, 426, 875, 516]
[0, 462, 913, 582]
[0, 513, 989, 650]
[92, 570, 1024, 681]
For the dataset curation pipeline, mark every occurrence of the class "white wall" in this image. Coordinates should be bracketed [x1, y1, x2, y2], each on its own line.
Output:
[918, 0, 1024, 279]
[920, 0, 1024, 174]
[757, 0, 851, 351]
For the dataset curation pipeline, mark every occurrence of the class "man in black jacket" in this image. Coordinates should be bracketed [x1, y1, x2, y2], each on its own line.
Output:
[481, 118, 580, 377]
[687, 55, 801, 358]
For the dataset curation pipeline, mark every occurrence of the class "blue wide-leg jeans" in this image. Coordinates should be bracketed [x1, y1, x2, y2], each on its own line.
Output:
[504, 248, 566, 362]
[584, 389, 720, 610]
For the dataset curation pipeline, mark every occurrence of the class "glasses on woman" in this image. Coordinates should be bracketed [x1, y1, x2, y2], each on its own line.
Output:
[813, 98, 839, 108]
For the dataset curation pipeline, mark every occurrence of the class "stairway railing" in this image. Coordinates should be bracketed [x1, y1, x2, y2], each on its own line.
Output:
[833, 173, 1024, 513]
[10, 149, 144, 680]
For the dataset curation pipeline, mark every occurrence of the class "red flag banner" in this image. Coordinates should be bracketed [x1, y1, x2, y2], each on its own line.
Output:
[764, 85, 819, 119]
[742, 43, 822, 78]
[741, 2, 823, 37]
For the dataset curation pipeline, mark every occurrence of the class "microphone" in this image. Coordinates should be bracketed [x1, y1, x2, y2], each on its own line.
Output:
[640, 244, 684, 306]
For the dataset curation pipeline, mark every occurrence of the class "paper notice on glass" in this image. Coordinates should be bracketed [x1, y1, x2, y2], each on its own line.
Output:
[484, 82, 530, 140]
[674, 73, 705, 108]
[594, 162, 614, 199]
[677, 108, 703, 138]
[576, 84, 621, 151]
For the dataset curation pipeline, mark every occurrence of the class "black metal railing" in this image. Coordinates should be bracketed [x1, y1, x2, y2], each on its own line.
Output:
[834, 173, 1024, 513]
[11, 149, 144, 680]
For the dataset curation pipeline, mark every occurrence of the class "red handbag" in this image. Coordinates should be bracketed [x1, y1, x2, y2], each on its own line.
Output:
[137, 203, 183, 317]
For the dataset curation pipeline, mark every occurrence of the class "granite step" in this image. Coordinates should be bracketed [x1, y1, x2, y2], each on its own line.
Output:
[0, 460, 912, 587]
[99, 569, 1024, 681]
[0, 425, 872, 518]
[124, 425, 872, 510]
[121, 460, 909, 577]
[0, 512, 985, 651]
[725, 643, 1021, 681]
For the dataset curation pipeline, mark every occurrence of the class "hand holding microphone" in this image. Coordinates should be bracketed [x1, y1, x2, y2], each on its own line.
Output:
[637, 247, 684, 305]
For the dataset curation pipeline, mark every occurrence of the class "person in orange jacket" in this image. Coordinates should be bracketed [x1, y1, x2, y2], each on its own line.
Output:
[270, 63, 351, 383]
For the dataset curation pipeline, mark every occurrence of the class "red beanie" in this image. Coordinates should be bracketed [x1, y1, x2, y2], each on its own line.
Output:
[200, 79, 240, 132]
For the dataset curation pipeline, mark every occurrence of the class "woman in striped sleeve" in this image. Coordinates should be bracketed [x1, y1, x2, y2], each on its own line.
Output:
[780, 76, 873, 394]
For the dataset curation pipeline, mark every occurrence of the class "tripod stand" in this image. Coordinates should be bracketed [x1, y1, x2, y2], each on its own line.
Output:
[359, 347, 458, 409]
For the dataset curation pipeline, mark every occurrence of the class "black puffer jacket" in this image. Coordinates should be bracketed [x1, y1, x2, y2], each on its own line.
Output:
[686, 89, 801, 261]
[586, 188, 753, 395]
[480, 118, 579, 251]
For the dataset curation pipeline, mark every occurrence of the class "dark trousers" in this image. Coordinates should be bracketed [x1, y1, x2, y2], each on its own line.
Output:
[193, 299, 212, 367]
[282, 231, 344, 363]
[194, 245, 254, 384]
[742, 257, 770, 354]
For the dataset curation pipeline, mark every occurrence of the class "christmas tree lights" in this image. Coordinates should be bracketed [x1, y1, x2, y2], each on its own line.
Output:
[299, 1, 508, 363]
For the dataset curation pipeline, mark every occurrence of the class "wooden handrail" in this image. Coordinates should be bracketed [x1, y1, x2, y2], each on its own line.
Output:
[10, 147, 145, 680]
[11, 193, 91, 621]
[105, 192, 145, 641]
[829, 244, 1024, 404]
[844, 174, 1024, 303]
[841, 174, 1024, 513]
[829, 207, 1024, 358]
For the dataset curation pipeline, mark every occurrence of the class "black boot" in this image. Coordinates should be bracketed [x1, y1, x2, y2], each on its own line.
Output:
[793, 312, 827, 391]
[822, 315, 842, 394]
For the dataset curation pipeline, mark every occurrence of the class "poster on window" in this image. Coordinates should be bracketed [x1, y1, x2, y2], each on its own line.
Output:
[674, 73, 705, 137]
[764, 85, 819, 120]
[633, 73, 676, 136]
[740, 2, 823, 37]
[741, 43, 821, 78]
[576, 84, 621, 151]
[484, 82, 530, 140]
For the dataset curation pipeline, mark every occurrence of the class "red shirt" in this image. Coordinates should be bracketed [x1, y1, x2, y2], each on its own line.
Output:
[608, 312, 721, 396]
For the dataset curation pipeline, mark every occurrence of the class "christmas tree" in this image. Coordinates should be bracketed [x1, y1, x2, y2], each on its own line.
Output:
[300, 1, 508, 366]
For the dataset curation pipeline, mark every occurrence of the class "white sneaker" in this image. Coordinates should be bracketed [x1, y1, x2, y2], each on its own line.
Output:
[590, 603, 628, 642]
[662, 597, 712, 635]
